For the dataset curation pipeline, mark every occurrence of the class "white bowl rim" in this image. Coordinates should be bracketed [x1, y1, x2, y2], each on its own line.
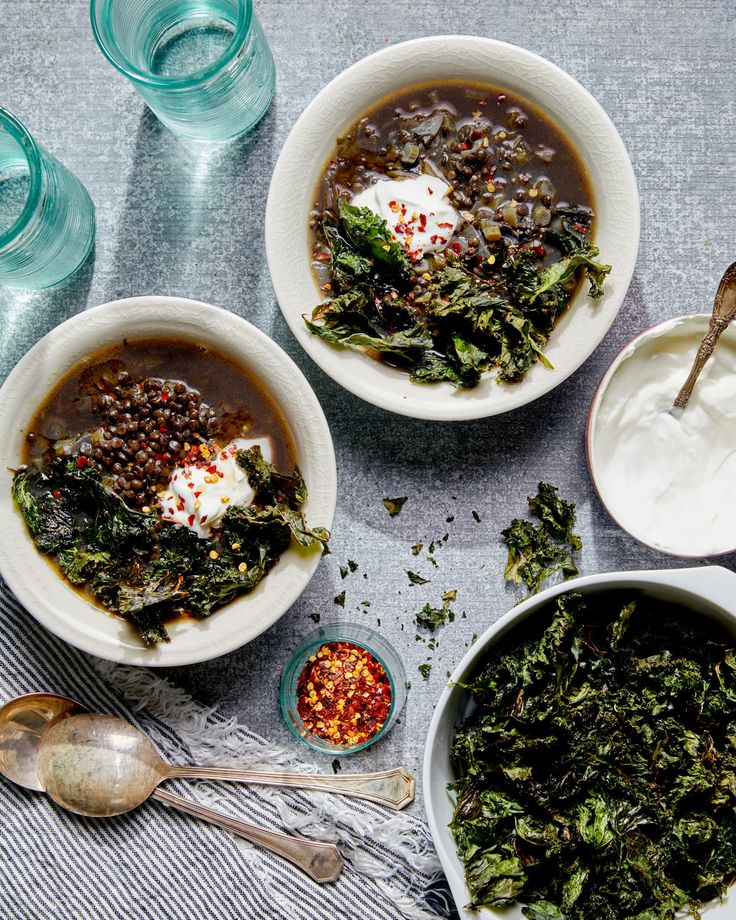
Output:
[586, 312, 736, 559]
[423, 564, 736, 919]
[265, 34, 640, 421]
[0, 295, 337, 667]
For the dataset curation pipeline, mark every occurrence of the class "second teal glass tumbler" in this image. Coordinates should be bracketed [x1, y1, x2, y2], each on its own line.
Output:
[90, 0, 276, 142]
[0, 109, 95, 291]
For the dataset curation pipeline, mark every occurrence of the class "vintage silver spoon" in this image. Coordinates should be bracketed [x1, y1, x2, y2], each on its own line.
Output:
[0, 693, 342, 884]
[36, 710, 415, 811]
[673, 261, 736, 409]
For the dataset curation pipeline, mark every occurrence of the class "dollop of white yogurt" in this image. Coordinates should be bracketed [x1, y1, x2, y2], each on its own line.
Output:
[160, 438, 273, 538]
[351, 175, 460, 260]
[591, 317, 736, 556]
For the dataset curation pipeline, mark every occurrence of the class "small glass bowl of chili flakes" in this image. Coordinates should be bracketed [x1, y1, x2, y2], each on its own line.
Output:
[280, 625, 407, 755]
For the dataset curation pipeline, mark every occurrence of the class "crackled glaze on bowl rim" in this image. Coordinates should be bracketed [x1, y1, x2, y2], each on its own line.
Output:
[266, 35, 640, 421]
[0, 296, 337, 667]
[423, 565, 736, 919]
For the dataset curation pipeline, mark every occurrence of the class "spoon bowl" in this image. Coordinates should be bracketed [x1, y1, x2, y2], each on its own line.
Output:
[0, 692, 85, 791]
[38, 713, 167, 816]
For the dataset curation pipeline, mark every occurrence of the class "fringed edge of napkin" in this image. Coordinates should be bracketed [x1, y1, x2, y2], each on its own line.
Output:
[95, 660, 451, 920]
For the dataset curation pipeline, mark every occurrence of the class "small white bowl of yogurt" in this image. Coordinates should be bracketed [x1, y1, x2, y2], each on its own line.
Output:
[587, 314, 736, 557]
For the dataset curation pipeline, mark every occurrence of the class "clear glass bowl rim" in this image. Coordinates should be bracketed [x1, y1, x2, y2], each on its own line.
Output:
[0, 108, 43, 250]
[280, 623, 407, 756]
[89, 0, 253, 90]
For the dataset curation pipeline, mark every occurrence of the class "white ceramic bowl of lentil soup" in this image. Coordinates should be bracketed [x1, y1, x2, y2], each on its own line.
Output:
[0, 297, 337, 666]
[266, 36, 639, 420]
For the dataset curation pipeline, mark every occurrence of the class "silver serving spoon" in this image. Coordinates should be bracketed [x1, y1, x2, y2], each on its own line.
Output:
[673, 261, 736, 409]
[0, 693, 342, 884]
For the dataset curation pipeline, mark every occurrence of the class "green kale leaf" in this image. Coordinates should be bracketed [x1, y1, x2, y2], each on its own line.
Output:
[502, 483, 581, 594]
[338, 199, 410, 274]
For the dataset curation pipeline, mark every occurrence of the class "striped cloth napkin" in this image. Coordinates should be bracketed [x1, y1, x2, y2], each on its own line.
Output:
[0, 583, 452, 920]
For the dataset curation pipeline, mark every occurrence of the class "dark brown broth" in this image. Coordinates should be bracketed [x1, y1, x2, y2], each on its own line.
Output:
[24, 339, 296, 470]
[310, 79, 593, 274]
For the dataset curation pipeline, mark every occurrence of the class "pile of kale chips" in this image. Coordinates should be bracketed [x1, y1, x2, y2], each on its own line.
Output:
[451, 592, 736, 919]
[13, 447, 328, 646]
[306, 201, 610, 388]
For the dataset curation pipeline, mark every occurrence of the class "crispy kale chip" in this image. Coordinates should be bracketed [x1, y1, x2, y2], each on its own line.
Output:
[502, 483, 581, 594]
[338, 199, 410, 275]
[12, 450, 329, 647]
[450, 593, 736, 919]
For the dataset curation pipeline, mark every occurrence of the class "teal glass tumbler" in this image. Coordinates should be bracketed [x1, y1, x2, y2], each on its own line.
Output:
[0, 109, 95, 291]
[90, 0, 276, 142]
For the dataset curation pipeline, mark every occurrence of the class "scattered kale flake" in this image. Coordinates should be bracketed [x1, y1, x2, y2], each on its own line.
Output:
[450, 592, 736, 919]
[333, 590, 346, 607]
[407, 570, 430, 586]
[418, 663, 432, 681]
[339, 559, 359, 579]
[309, 613, 321, 623]
[502, 482, 581, 594]
[411, 542, 424, 556]
[383, 496, 408, 517]
[331, 758, 342, 774]
[415, 601, 455, 631]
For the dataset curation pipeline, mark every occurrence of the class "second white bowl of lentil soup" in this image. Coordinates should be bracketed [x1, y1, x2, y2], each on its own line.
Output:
[0, 296, 337, 666]
[266, 35, 639, 420]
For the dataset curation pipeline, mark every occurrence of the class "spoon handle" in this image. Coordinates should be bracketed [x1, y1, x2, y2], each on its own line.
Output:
[674, 261, 736, 409]
[151, 788, 343, 883]
[165, 765, 415, 811]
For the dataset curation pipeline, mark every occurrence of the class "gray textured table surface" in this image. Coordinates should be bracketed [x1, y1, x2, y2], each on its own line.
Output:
[1, 0, 735, 873]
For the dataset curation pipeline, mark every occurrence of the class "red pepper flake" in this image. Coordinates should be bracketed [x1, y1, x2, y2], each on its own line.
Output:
[479, 97, 488, 106]
[316, 250, 330, 262]
[296, 641, 392, 746]
[497, 93, 507, 104]
[534, 245, 547, 257]
[75, 456, 89, 469]
[160, 391, 170, 401]
[187, 514, 195, 527]
[52, 489, 61, 499]
[451, 241, 462, 254]
[573, 222, 588, 234]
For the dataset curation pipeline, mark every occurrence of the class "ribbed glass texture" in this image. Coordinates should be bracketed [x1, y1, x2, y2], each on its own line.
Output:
[90, 0, 275, 141]
[0, 110, 95, 291]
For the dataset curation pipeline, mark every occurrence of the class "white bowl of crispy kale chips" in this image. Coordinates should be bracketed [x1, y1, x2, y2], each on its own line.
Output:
[0, 297, 337, 666]
[424, 565, 736, 919]
[266, 36, 639, 420]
